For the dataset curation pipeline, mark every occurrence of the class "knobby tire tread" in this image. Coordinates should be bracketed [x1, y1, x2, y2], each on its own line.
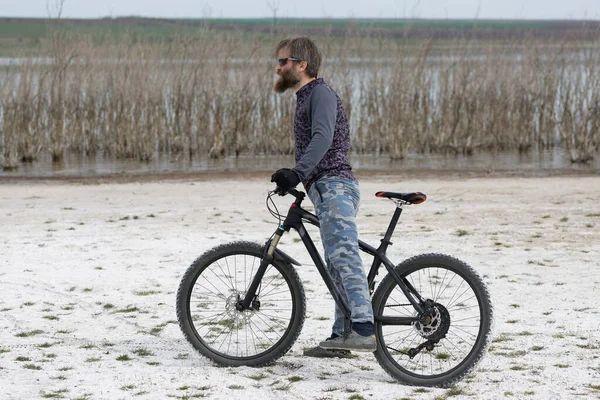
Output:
[372, 253, 493, 388]
[176, 241, 306, 367]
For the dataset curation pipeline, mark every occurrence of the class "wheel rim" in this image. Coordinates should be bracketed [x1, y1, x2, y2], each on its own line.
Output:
[377, 266, 484, 378]
[187, 252, 295, 359]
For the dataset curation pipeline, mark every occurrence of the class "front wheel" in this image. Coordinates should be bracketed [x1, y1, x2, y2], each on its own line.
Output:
[372, 253, 493, 387]
[176, 241, 306, 367]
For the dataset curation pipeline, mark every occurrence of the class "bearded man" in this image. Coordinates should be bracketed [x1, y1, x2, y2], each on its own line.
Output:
[270, 36, 375, 357]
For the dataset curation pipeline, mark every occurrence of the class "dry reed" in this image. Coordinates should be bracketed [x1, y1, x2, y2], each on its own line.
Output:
[1, 28, 599, 170]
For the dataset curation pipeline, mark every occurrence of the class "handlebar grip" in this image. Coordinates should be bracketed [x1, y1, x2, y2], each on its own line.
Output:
[274, 186, 286, 196]
[273, 186, 303, 199]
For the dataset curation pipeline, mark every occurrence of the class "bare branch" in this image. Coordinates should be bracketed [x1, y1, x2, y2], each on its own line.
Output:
[266, 0, 279, 34]
[46, 0, 66, 20]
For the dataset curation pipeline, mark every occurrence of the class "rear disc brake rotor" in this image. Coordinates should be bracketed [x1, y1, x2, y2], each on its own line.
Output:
[413, 303, 451, 341]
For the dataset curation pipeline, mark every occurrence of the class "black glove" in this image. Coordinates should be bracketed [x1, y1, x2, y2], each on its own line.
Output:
[270, 168, 301, 192]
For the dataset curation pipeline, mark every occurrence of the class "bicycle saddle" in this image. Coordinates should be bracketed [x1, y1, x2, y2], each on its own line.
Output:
[375, 191, 427, 204]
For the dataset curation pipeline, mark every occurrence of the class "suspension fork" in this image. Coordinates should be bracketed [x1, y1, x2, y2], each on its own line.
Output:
[239, 196, 304, 311]
[237, 227, 285, 311]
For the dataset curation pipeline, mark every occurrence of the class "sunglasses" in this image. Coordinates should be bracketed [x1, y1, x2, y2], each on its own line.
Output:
[277, 57, 301, 66]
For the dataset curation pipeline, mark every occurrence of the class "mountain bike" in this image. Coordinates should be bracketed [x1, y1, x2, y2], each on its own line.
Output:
[176, 187, 493, 387]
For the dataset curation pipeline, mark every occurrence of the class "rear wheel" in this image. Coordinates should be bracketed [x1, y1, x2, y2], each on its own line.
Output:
[372, 253, 493, 387]
[176, 241, 306, 366]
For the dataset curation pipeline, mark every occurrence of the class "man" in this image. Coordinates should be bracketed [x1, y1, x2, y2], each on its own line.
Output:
[270, 36, 375, 356]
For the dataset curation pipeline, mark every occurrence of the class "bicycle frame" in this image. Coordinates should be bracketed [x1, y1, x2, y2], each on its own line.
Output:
[239, 189, 426, 329]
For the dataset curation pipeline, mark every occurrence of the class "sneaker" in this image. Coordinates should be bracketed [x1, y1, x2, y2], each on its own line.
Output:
[318, 330, 377, 352]
[303, 346, 353, 359]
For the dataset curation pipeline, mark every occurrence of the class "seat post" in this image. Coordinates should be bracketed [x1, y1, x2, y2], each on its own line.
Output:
[380, 206, 403, 249]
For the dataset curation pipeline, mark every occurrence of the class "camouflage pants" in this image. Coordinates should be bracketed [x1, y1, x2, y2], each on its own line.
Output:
[308, 176, 374, 336]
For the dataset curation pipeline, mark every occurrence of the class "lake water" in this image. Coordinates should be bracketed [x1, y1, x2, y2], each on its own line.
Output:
[1, 149, 598, 179]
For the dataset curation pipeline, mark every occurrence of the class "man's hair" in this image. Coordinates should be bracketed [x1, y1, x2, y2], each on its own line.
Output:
[276, 36, 322, 78]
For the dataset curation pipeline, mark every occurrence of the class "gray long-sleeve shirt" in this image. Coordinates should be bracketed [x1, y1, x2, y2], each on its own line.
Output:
[293, 78, 356, 189]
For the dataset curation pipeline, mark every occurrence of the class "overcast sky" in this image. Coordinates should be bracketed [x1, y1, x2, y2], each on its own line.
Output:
[2, 0, 600, 20]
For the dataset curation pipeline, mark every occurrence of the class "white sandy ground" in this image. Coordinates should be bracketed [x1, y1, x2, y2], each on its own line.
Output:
[0, 174, 599, 400]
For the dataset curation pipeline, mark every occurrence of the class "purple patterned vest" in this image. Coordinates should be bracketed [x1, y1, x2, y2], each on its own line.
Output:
[294, 78, 356, 189]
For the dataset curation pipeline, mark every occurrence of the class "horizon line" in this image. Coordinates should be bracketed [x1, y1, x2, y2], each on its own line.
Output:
[2, 16, 600, 22]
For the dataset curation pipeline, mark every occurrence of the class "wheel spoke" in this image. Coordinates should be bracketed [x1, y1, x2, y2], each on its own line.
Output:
[374, 258, 491, 385]
[179, 247, 304, 362]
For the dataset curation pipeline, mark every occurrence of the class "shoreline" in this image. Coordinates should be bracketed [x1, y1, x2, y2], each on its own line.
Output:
[0, 167, 597, 185]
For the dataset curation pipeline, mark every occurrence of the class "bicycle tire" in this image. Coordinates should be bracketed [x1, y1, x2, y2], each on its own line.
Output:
[176, 241, 306, 367]
[372, 253, 493, 387]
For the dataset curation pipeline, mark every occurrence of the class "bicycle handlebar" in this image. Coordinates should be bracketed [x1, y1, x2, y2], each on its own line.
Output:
[274, 186, 306, 205]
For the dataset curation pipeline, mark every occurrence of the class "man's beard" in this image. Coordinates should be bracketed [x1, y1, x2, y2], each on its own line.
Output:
[273, 68, 301, 93]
